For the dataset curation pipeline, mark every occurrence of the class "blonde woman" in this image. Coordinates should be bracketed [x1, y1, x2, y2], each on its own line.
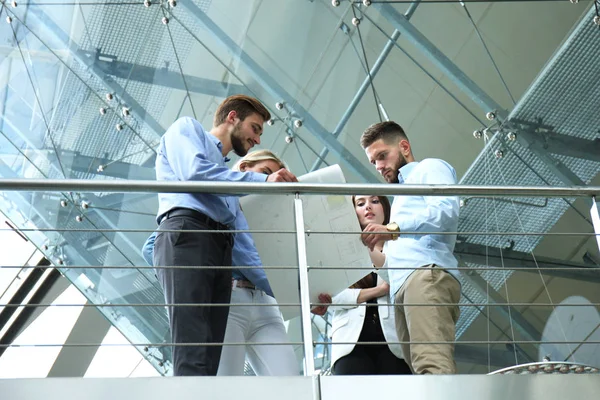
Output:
[142, 150, 298, 376]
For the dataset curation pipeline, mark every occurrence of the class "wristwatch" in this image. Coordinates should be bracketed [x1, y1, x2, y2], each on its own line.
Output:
[386, 222, 400, 240]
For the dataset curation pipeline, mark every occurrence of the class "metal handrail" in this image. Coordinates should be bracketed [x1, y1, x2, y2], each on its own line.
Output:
[0, 179, 599, 197]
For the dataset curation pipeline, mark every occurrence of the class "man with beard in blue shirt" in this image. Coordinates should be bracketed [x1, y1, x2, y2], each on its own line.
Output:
[359, 121, 461, 374]
[154, 95, 297, 376]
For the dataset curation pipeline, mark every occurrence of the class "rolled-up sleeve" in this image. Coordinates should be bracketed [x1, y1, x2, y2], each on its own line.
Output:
[331, 288, 361, 310]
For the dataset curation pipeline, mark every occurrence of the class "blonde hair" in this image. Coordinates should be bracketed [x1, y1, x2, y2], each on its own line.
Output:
[232, 149, 287, 172]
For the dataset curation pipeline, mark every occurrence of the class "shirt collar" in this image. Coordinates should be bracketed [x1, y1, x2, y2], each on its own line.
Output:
[207, 133, 231, 163]
[397, 161, 419, 184]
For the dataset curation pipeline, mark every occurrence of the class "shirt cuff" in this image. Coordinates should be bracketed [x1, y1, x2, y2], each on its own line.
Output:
[397, 215, 418, 234]
[246, 171, 269, 182]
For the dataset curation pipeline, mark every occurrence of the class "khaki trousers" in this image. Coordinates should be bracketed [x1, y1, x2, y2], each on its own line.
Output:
[394, 264, 461, 374]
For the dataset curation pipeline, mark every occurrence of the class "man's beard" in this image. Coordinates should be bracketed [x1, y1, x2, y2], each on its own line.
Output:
[230, 124, 248, 157]
[386, 154, 408, 184]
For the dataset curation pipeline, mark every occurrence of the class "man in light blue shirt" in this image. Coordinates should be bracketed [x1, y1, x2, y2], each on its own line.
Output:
[359, 121, 461, 375]
[154, 95, 297, 376]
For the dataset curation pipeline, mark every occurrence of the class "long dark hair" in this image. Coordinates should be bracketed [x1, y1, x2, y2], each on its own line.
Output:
[349, 195, 392, 289]
[351, 195, 391, 228]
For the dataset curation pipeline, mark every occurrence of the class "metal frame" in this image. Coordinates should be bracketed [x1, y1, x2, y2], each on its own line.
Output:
[0, 178, 598, 197]
[372, 2, 505, 118]
[460, 266, 542, 343]
[0, 260, 59, 358]
[177, 0, 379, 183]
[310, 1, 421, 172]
[370, 2, 596, 211]
[294, 196, 315, 376]
[514, 129, 588, 188]
[0, 262, 47, 345]
[47, 302, 113, 377]
[455, 242, 600, 284]
[20, 4, 165, 138]
[69, 152, 155, 181]
[508, 121, 600, 163]
[80, 49, 250, 98]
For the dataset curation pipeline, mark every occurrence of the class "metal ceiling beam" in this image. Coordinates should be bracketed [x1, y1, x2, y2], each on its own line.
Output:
[372, 2, 505, 119]
[20, 5, 165, 138]
[460, 266, 541, 342]
[513, 129, 600, 163]
[47, 302, 112, 377]
[371, 3, 593, 208]
[77, 50, 250, 98]
[0, 263, 60, 358]
[0, 262, 46, 340]
[455, 344, 518, 368]
[1, 120, 149, 271]
[455, 242, 600, 283]
[178, 0, 379, 183]
[69, 152, 155, 181]
[310, 1, 421, 172]
[510, 128, 594, 209]
[514, 129, 588, 188]
[0, 161, 162, 366]
[8, 274, 71, 339]
[94, 193, 156, 210]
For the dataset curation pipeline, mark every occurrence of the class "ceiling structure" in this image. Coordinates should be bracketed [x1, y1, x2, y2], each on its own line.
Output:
[0, 0, 599, 375]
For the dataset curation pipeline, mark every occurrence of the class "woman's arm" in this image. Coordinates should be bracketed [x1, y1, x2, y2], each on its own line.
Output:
[368, 249, 386, 268]
[356, 281, 389, 303]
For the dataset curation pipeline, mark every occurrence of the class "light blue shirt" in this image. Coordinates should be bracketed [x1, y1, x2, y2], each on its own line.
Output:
[156, 117, 267, 225]
[141, 229, 274, 297]
[383, 159, 461, 297]
[154, 117, 274, 297]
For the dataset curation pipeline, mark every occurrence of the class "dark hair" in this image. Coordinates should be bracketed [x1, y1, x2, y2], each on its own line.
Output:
[360, 121, 408, 149]
[214, 95, 271, 126]
[349, 195, 391, 290]
[351, 195, 391, 228]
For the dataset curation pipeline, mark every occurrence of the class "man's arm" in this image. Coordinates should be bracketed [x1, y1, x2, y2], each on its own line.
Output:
[141, 231, 156, 266]
[331, 283, 389, 308]
[161, 117, 267, 186]
[231, 204, 274, 297]
[362, 159, 459, 249]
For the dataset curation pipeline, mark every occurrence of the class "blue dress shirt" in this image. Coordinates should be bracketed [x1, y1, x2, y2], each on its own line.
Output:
[156, 117, 267, 226]
[153, 117, 274, 296]
[142, 231, 155, 266]
[141, 228, 274, 297]
[383, 159, 461, 297]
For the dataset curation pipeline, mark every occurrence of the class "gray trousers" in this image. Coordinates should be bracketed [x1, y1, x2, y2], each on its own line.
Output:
[154, 215, 233, 376]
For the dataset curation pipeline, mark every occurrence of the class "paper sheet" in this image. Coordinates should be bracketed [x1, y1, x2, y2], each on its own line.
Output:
[591, 197, 600, 251]
[240, 165, 373, 320]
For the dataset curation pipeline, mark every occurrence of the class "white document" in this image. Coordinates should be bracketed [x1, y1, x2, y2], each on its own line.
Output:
[240, 164, 373, 320]
[591, 197, 600, 251]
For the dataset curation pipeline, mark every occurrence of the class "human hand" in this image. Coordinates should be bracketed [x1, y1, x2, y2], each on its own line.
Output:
[311, 293, 332, 316]
[266, 168, 298, 182]
[361, 223, 393, 251]
[377, 281, 390, 297]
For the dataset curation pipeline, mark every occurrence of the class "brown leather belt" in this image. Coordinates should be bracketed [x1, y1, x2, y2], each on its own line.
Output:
[232, 279, 256, 290]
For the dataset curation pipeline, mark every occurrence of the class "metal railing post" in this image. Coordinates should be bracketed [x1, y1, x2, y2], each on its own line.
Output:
[294, 194, 315, 376]
[591, 196, 600, 252]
